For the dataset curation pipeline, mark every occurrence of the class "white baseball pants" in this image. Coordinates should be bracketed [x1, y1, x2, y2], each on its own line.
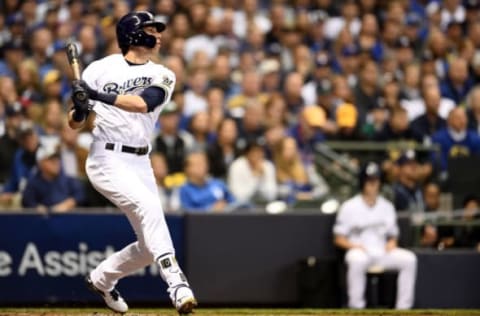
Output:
[345, 248, 417, 309]
[85, 142, 187, 295]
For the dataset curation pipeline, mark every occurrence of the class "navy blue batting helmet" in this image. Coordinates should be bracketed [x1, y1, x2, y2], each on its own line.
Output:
[116, 11, 166, 53]
[358, 161, 382, 190]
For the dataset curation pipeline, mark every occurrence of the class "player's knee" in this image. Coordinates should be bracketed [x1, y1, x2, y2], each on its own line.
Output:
[345, 248, 369, 267]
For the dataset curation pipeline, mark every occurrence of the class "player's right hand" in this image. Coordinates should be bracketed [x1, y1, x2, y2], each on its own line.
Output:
[71, 80, 90, 113]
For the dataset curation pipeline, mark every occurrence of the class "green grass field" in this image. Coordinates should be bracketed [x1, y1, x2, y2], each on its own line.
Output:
[1, 309, 480, 316]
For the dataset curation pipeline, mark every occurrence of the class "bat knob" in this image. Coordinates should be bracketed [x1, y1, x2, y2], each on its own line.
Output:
[74, 90, 87, 102]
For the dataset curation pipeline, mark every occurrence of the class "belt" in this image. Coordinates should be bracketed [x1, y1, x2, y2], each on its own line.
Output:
[105, 143, 149, 155]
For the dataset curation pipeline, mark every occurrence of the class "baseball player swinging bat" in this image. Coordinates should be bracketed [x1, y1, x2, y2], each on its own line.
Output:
[65, 11, 197, 315]
[65, 42, 87, 102]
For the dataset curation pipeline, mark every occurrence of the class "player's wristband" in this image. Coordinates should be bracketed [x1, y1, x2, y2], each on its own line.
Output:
[96, 92, 117, 105]
[72, 109, 86, 122]
[86, 87, 117, 105]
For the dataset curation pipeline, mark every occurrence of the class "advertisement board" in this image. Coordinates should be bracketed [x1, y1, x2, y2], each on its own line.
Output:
[0, 213, 184, 304]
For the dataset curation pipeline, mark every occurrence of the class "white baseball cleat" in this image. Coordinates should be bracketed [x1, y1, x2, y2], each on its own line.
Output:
[173, 285, 197, 315]
[85, 274, 129, 314]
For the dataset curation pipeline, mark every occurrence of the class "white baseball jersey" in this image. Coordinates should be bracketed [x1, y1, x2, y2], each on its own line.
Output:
[333, 194, 399, 257]
[82, 54, 175, 147]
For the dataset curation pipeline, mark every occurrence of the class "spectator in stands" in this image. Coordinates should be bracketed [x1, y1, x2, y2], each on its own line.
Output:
[164, 56, 187, 94]
[301, 51, 333, 106]
[184, 13, 222, 62]
[394, 36, 416, 68]
[0, 76, 20, 113]
[0, 41, 25, 79]
[419, 182, 454, 249]
[22, 144, 85, 212]
[207, 118, 241, 179]
[424, 182, 442, 212]
[333, 161, 417, 310]
[337, 43, 361, 87]
[410, 88, 447, 144]
[0, 121, 39, 208]
[59, 121, 88, 179]
[440, 57, 474, 104]
[0, 104, 22, 185]
[227, 70, 268, 119]
[188, 111, 212, 151]
[178, 151, 235, 212]
[273, 137, 329, 204]
[419, 182, 443, 248]
[292, 44, 313, 80]
[183, 68, 209, 117]
[455, 194, 480, 251]
[228, 139, 277, 205]
[263, 93, 287, 129]
[335, 102, 361, 140]
[29, 27, 53, 76]
[154, 101, 194, 175]
[205, 87, 225, 134]
[235, 100, 266, 150]
[15, 58, 42, 104]
[77, 24, 101, 66]
[38, 99, 63, 148]
[259, 58, 282, 93]
[324, 0, 361, 41]
[420, 74, 455, 120]
[466, 85, 480, 134]
[431, 107, 480, 173]
[392, 150, 425, 212]
[353, 59, 381, 124]
[375, 107, 414, 141]
[283, 72, 306, 121]
[265, 3, 286, 47]
[330, 75, 354, 114]
[150, 152, 175, 213]
[41, 69, 64, 102]
[380, 72, 401, 111]
[289, 106, 326, 164]
[400, 63, 421, 108]
[357, 13, 382, 62]
[209, 55, 235, 98]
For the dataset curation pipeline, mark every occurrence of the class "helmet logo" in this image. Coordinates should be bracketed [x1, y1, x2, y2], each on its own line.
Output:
[131, 15, 141, 26]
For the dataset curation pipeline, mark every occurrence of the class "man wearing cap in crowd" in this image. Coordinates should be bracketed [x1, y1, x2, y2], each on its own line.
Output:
[154, 101, 194, 175]
[22, 144, 85, 212]
[0, 121, 39, 208]
[302, 51, 333, 106]
[337, 43, 361, 86]
[394, 36, 415, 68]
[288, 106, 326, 164]
[335, 102, 361, 140]
[0, 103, 23, 186]
[0, 40, 25, 78]
[392, 150, 425, 212]
[42, 69, 68, 102]
[259, 58, 282, 93]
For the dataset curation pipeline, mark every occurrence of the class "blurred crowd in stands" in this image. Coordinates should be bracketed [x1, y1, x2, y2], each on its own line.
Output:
[0, 0, 480, 248]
